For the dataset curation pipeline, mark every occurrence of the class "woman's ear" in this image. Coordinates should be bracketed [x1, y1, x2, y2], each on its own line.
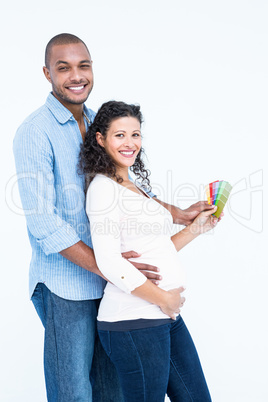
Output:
[96, 132, 105, 147]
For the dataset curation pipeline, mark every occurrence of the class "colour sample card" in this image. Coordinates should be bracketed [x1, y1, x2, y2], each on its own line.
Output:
[206, 180, 219, 205]
[206, 180, 232, 218]
[212, 181, 220, 204]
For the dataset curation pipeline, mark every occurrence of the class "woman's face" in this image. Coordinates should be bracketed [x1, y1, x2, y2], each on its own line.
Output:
[97, 116, 142, 170]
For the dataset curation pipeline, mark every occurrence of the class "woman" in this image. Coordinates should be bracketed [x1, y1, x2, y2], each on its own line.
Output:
[79, 101, 217, 401]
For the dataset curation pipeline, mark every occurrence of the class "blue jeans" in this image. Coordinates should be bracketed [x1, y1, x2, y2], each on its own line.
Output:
[98, 316, 211, 402]
[31, 283, 123, 402]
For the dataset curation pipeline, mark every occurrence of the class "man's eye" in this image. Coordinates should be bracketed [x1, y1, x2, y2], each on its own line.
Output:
[58, 67, 67, 71]
[81, 64, 91, 68]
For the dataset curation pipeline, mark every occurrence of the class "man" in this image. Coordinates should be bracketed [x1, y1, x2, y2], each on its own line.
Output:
[13, 33, 215, 402]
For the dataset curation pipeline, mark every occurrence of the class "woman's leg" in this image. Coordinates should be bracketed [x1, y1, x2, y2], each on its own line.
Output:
[98, 325, 171, 402]
[167, 316, 212, 402]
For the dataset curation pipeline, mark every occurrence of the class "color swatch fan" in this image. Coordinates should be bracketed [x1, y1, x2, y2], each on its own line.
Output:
[205, 180, 232, 218]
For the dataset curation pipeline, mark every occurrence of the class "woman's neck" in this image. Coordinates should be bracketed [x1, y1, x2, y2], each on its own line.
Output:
[115, 167, 129, 183]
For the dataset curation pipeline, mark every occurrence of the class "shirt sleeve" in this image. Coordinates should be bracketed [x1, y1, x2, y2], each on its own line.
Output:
[86, 177, 147, 294]
[142, 188, 156, 198]
[13, 122, 81, 255]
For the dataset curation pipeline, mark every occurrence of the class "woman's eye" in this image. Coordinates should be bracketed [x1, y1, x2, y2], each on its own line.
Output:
[133, 133, 140, 137]
[116, 134, 124, 138]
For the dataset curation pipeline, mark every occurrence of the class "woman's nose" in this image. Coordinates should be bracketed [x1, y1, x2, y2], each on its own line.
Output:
[124, 136, 134, 147]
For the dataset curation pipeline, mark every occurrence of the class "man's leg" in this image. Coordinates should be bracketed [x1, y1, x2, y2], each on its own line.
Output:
[31, 283, 97, 402]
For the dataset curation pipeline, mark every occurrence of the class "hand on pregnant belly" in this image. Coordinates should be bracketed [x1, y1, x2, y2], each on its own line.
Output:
[160, 287, 186, 320]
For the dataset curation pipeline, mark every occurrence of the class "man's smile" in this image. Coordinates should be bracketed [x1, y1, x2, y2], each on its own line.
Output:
[66, 84, 88, 94]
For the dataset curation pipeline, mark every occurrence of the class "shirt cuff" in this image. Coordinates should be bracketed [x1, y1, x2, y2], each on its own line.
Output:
[37, 224, 81, 255]
[117, 271, 147, 294]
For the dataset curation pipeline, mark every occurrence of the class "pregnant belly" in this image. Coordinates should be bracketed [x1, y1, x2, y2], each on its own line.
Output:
[127, 252, 186, 290]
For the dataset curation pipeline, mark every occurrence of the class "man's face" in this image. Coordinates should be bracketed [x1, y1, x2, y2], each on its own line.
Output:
[43, 42, 94, 108]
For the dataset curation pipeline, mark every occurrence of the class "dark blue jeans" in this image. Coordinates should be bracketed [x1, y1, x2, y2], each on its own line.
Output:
[31, 283, 123, 402]
[98, 316, 212, 402]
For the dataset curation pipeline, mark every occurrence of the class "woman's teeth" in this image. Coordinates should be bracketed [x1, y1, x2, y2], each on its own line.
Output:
[120, 151, 134, 156]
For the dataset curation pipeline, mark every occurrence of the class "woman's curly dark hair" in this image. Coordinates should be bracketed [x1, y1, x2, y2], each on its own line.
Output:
[78, 100, 151, 191]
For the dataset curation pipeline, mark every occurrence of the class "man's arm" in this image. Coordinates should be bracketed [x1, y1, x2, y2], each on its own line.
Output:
[154, 199, 216, 226]
[59, 241, 106, 278]
[13, 124, 85, 257]
[60, 245, 162, 283]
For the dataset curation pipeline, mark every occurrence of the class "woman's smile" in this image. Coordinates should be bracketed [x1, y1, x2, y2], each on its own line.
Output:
[119, 150, 136, 157]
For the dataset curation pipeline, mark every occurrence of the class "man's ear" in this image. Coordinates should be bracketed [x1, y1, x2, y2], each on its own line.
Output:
[43, 66, 52, 84]
[96, 132, 105, 147]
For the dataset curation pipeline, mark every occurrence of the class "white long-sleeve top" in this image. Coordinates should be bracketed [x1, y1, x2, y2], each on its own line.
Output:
[86, 174, 185, 322]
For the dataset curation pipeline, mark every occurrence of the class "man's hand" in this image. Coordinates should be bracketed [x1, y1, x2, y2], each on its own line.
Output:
[121, 250, 162, 285]
[155, 199, 223, 226]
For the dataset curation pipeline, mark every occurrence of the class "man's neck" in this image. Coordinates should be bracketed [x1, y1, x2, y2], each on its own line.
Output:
[51, 93, 86, 140]
[71, 105, 84, 122]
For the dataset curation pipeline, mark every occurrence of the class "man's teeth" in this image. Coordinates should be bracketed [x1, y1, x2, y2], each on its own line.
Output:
[69, 86, 84, 91]
[120, 151, 134, 155]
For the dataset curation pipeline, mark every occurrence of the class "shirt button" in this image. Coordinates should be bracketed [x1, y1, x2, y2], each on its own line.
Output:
[121, 276, 124, 279]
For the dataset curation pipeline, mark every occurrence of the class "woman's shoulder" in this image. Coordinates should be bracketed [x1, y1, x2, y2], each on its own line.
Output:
[86, 174, 121, 214]
[89, 174, 117, 188]
[87, 174, 120, 197]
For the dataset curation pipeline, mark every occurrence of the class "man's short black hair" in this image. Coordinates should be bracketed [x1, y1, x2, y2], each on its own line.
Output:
[45, 33, 89, 68]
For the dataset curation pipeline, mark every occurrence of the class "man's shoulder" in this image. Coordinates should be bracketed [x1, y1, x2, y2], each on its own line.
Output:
[18, 103, 53, 130]
[14, 103, 52, 148]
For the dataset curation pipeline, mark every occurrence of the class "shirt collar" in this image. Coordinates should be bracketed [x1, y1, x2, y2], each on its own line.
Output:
[82, 105, 93, 125]
[45, 92, 79, 124]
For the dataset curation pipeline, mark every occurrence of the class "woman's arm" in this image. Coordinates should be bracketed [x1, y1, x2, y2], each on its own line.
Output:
[132, 281, 185, 320]
[171, 206, 218, 251]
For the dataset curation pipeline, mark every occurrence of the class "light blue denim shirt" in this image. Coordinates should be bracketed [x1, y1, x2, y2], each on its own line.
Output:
[14, 93, 155, 300]
[13, 93, 107, 300]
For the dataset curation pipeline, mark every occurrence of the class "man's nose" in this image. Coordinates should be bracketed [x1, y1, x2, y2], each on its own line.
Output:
[69, 67, 83, 82]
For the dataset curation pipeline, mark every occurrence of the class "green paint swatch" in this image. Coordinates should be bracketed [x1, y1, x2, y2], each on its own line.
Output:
[206, 180, 232, 218]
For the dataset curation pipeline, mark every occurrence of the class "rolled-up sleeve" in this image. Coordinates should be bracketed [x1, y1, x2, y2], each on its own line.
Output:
[13, 123, 80, 255]
[86, 178, 146, 294]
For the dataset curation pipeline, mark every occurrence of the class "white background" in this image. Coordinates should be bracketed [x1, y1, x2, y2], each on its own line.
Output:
[1, 0, 267, 401]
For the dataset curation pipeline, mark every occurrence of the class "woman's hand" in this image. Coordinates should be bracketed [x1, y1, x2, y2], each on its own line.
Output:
[159, 287, 186, 320]
[189, 206, 218, 235]
[171, 206, 219, 252]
